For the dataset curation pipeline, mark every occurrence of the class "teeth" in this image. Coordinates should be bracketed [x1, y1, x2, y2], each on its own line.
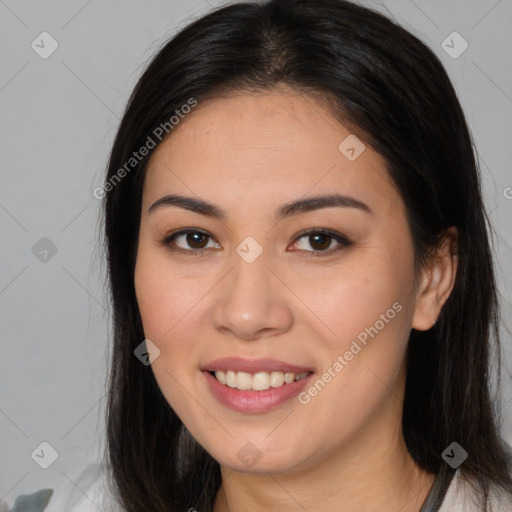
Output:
[236, 372, 252, 390]
[284, 372, 295, 384]
[270, 371, 284, 388]
[253, 372, 270, 391]
[226, 370, 236, 388]
[213, 370, 310, 391]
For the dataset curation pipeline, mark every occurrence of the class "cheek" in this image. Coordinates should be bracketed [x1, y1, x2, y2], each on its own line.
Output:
[297, 288, 410, 446]
[134, 260, 171, 341]
[134, 248, 207, 424]
[134, 244, 202, 343]
[301, 253, 413, 350]
[303, 250, 414, 400]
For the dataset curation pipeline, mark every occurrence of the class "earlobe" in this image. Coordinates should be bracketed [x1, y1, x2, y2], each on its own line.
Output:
[411, 227, 459, 331]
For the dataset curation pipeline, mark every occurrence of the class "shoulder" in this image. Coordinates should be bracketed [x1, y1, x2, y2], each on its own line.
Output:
[438, 468, 512, 512]
[60, 463, 124, 512]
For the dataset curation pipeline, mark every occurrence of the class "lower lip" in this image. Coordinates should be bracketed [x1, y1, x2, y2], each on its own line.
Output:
[202, 371, 314, 413]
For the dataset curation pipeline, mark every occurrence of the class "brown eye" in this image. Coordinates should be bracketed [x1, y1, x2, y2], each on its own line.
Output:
[291, 229, 350, 256]
[160, 229, 219, 255]
[160, 228, 351, 258]
[183, 232, 209, 249]
[307, 233, 332, 251]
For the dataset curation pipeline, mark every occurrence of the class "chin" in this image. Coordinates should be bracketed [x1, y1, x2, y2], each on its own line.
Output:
[201, 434, 316, 475]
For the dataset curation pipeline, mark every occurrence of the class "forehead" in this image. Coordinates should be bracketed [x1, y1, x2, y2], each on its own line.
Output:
[143, 90, 400, 217]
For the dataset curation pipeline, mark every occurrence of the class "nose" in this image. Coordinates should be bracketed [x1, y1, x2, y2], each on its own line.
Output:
[211, 251, 294, 341]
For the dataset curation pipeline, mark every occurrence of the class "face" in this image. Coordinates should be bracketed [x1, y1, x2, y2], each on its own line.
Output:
[134, 88, 425, 474]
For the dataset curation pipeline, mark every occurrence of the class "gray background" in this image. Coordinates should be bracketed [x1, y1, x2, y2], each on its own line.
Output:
[1, 0, 511, 509]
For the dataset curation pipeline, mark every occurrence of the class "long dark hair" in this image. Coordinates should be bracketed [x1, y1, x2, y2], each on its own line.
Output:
[100, 0, 512, 510]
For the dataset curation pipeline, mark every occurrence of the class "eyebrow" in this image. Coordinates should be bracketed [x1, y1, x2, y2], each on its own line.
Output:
[148, 193, 372, 220]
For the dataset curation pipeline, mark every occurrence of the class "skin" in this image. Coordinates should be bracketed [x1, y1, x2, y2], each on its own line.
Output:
[134, 86, 459, 512]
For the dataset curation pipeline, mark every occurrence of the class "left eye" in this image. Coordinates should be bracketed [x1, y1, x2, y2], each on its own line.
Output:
[289, 229, 351, 256]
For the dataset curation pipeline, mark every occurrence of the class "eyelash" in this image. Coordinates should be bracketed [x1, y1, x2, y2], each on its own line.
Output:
[158, 228, 352, 258]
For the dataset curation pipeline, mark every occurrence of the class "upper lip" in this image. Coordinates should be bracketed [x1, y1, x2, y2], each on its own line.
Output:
[202, 357, 314, 374]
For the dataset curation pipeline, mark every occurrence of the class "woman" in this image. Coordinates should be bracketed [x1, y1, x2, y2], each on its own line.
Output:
[86, 0, 512, 510]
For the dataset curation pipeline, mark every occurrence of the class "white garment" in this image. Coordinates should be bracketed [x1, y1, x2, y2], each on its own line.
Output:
[437, 468, 511, 511]
[63, 463, 511, 511]
[59, 464, 123, 512]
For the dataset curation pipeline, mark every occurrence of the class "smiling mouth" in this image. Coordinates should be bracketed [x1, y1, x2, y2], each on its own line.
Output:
[209, 370, 312, 391]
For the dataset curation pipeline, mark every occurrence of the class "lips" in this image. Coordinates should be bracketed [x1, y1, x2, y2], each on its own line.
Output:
[203, 370, 314, 413]
[201, 357, 315, 413]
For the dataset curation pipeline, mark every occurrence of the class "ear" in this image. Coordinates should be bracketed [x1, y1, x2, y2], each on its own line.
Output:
[412, 227, 459, 331]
